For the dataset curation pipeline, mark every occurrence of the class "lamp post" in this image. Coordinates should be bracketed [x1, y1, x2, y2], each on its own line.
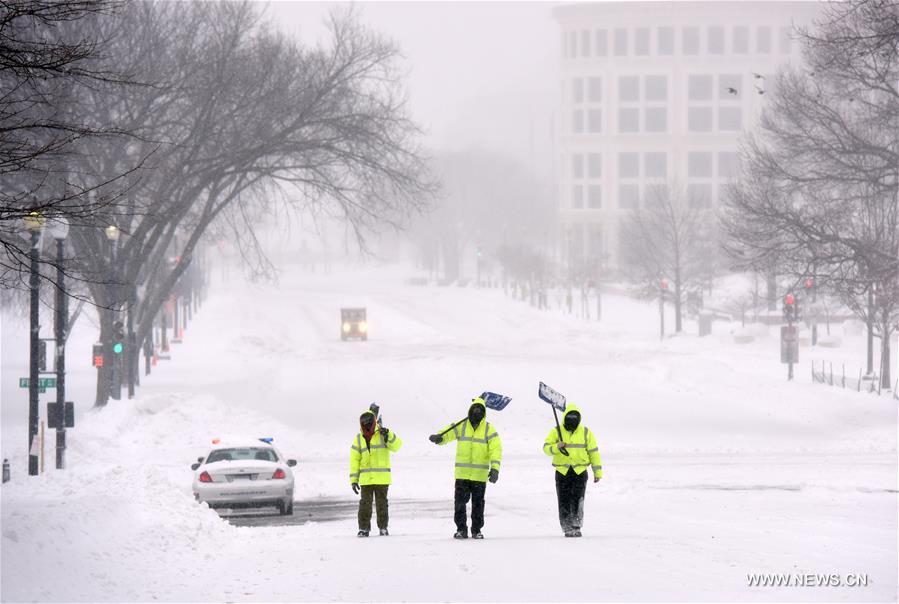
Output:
[105, 224, 122, 401]
[24, 211, 45, 476]
[47, 218, 69, 468]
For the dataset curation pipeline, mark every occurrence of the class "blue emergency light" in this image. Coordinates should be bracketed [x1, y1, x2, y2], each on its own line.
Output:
[258, 437, 274, 444]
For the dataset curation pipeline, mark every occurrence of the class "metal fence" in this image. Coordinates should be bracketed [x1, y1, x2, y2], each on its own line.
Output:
[810, 360, 896, 397]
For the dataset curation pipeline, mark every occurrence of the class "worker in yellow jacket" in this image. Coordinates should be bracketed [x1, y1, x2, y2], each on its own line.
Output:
[543, 402, 602, 537]
[350, 409, 402, 537]
[429, 397, 502, 540]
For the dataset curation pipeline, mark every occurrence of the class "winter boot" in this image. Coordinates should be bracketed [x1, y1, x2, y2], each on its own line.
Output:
[379, 529, 389, 536]
[453, 530, 468, 539]
[357, 530, 369, 537]
[471, 531, 484, 540]
[572, 529, 582, 538]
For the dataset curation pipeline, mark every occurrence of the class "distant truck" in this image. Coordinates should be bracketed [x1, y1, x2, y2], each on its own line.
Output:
[340, 308, 368, 341]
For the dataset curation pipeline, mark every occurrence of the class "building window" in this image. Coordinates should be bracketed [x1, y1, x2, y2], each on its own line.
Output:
[718, 151, 740, 180]
[572, 184, 584, 209]
[645, 108, 667, 132]
[757, 26, 771, 53]
[635, 28, 650, 55]
[687, 183, 712, 208]
[779, 26, 792, 54]
[595, 30, 608, 56]
[682, 27, 700, 54]
[708, 27, 724, 54]
[614, 28, 628, 55]
[688, 75, 713, 101]
[581, 30, 592, 57]
[733, 26, 749, 54]
[587, 109, 602, 133]
[658, 27, 674, 55]
[619, 76, 639, 102]
[719, 74, 742, 99]
[644, 182, 668, 207]
[573, 78, 584, 104]
[588, 77, 602, 103]
[618, 108, 639, 132]
[587, 153, 602, 178]
[645, 152, 667, 178]
[572, 154, 584, 179]
[645, 75, 667, 101]
[561, 32, 567, 58]
[719, 107, 742, 130]
[572, 110, 584, 134]
[618, 152, 639, 178]
[688, 152, 713, 177]
[587, 185, 602, 209]
[619, 184, 640, 209]
[569, 31, 578, 58]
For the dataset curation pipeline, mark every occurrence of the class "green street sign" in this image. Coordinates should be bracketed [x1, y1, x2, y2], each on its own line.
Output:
[19, 377, 57, 389]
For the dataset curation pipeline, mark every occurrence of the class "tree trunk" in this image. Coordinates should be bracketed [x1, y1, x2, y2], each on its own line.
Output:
[94, 308, 113, 407]
[766, 272, 777, 311]
[866, 288, 874, 376]
[880, 316, 891, 389]
[674, 282, 683, 333]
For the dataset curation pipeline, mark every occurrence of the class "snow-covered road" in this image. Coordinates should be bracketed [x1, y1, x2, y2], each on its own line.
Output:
[2, 262, 896, 602]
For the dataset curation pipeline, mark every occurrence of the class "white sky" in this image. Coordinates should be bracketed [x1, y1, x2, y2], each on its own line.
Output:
[264, 1, 560, 180]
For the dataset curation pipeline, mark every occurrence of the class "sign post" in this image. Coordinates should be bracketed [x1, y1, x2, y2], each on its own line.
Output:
[781, 325, 799, 380]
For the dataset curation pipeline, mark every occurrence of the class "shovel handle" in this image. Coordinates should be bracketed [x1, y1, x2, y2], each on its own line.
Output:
[551, 406, 570, 456]
[437, 417, 467, 438]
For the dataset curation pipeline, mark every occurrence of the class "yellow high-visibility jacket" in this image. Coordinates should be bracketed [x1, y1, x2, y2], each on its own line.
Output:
[543, 403, 602, 478]
[437, 400, 502, 483]
[350, 421, 402, 486]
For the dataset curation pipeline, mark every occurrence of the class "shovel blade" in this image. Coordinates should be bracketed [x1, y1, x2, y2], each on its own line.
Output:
[480, 391, 512, 411]
[538, 382, 566, 412]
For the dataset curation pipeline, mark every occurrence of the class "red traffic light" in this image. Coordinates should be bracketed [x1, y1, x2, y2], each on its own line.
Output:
[660, 279, 669, 290]
[804, 278, 814, 289]
[785, 293, 795, 306]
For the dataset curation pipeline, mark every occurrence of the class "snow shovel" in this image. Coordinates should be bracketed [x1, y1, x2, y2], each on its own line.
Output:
[538, 382, 569, 456]
[433, 391, 513, 439]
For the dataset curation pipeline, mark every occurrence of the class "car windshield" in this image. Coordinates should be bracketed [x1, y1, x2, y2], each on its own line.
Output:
[206, 448, 278, 463]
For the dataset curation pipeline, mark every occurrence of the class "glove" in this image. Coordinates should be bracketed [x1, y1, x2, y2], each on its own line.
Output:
[351, 483, 359, 494]
[380, 427, 390, 440]
[428, 434, 443, 444]
[593, 476, 601, 483]
[488, 469, 499, 483]
[557, 442, 568, 455]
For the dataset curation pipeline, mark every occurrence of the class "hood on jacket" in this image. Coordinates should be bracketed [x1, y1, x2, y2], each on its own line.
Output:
[562, 402, 582, 432]
[468, 397, 487, 425]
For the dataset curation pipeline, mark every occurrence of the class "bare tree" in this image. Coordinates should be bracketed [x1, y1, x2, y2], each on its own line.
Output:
[56, 2, 434, 406]
[724, 0, 899, 387]
[620, 182, 718, 333]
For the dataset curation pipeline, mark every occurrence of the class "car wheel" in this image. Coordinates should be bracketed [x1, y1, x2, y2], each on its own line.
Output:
[280, 499, 294, 516]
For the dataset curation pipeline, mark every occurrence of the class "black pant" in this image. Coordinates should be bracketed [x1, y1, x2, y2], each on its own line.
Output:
[555, 468, 587, 532]
[454, 479, 486, 533]
[358, 484, 389, 531]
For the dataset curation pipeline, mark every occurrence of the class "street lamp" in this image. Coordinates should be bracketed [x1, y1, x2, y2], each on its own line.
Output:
[24, 211, 45, 476]
[104, 224, 122, 401]
[47, 218, 69, 469]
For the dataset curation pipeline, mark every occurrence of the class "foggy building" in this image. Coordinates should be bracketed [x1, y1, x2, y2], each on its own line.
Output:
[553, 1, 821, 273]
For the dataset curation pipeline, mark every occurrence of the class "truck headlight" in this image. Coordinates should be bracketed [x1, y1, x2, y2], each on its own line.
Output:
[359, 322, 368, 333]
[342, 322, 351, 333]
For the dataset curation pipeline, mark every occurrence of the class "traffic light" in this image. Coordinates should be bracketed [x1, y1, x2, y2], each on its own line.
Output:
[92, 343, 105, 367]
[783, 293, 796, 323]
[112, 321, 125, 355]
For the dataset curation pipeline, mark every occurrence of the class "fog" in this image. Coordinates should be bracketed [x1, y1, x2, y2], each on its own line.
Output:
[1, 1, 897, 602]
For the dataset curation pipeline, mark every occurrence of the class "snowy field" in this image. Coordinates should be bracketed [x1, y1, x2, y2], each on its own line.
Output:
[1, 260, 897, 602]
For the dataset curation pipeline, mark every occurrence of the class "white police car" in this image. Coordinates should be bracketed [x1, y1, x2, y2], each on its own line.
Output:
[191, 438, 296, 515]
